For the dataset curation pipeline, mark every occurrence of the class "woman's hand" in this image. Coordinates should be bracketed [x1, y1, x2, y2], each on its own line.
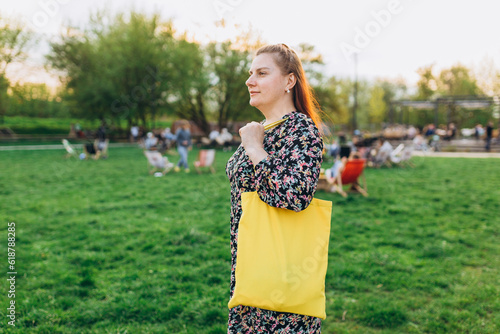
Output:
[239, 122, 268, 165]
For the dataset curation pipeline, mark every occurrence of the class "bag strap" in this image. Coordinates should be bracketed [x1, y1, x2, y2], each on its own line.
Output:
[263, 118, 286, 131]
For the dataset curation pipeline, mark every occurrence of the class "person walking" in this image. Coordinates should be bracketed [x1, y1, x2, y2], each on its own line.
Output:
[225, 43, 324, 333]
[174, 120, 192, 172]
[485, 121, 494, 152]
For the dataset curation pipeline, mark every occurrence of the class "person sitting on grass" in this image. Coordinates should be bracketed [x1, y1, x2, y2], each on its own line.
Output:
[144, 132, 158, 150]
[82, 141, 102, 160]
[324, 151, 361, 192]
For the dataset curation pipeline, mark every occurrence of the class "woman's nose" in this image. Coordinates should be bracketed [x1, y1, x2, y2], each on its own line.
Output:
[246, 75, 254, 87]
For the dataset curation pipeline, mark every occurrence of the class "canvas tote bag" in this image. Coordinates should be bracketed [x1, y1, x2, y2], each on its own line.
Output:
[228, 119, 332, 319]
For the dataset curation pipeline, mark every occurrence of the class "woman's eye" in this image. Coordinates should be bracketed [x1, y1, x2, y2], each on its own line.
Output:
[259, 72, 266, 76]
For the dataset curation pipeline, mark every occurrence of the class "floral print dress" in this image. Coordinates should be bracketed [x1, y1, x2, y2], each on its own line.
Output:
[225, 111, 324, 333]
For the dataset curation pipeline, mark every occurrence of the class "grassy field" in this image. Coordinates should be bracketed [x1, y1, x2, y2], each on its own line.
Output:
[0, 147, 499, 333]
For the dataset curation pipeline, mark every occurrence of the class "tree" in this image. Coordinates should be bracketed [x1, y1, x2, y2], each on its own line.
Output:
[168, 37, 212, 134]
[416, 65, 438, 100]
[376, 77, 407, 124]
[438, 64, 484, 127]
[474, 56, 500, 97]
[7, 82, 68, 118]
[0, 16, 34, 74]
[413, 64, 486, 127]
[368, 85, 386, 125]
[46, 11, 179, 131]
[295, 43, 324, 86]
[313, 76, 350, 126]
[170, 29, 264, 135]
[0, 15, 34, 124]
[438, 64, 482, 96]
[206, 36, 263, 130]
[0, 73, 8, 123]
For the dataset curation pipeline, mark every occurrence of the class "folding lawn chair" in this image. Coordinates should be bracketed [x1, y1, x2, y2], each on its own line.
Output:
[194, 149, 216, 174]
[144, 150, 174, 175]
[318, 159, 368, 197]
[399, 145, 415, 167]
[389, 144, 405, 164]
[62, 139, 79, 159]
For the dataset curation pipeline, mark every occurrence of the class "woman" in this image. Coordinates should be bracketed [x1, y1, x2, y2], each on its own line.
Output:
[226, 44, 324, 333]
[174, 120, 192, 172]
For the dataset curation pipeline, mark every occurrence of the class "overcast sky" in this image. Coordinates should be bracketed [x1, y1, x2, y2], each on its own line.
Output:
[3, 0, 500, 87]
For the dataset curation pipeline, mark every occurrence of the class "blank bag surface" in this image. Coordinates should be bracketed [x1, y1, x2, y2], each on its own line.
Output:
[228, 191, 332, 319]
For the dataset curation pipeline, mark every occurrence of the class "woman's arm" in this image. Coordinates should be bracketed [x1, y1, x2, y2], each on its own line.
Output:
[253, 116, 323, 212]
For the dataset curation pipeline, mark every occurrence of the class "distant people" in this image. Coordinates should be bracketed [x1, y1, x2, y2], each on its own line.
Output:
[485, 121, 494, 152]
[327, 139, 339, 159]
[324, 151, 361, 190]
[174, 120, 192, 172]
[424, 123, 436, 137]
[209, 129, 220, 141]
[82, 142, 95, 159]
[145, 132, 158, 150]
[407, 125, 417, 139]
[338, 131, 347, 145]
[95, 123, 108, 158]
[474, 124, 484, 140]
[96, 123, 106, 141]
[413, 132, 428, 151]
[347, 135, 359, 153]
[75, 123, 84, 138]
[161, 127, 175, 150]
[444, 123, 456, 141]
[217, 128, 234, 151]
[130, 125, 139, 142]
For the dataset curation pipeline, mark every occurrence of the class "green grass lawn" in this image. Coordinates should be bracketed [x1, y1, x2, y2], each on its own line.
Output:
[0, 147, 499, 333]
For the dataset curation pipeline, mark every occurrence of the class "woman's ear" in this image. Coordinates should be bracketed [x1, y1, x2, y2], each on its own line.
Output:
[286, 73, 297, 91]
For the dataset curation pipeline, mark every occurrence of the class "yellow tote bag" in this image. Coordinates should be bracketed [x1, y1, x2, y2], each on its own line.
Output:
[228, 191, 332, 319]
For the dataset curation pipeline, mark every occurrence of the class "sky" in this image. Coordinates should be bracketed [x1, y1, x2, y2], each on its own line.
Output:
[2, 0, 500, 89]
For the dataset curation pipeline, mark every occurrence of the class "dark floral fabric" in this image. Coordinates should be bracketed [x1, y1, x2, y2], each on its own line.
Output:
[225, 111, 323, 333]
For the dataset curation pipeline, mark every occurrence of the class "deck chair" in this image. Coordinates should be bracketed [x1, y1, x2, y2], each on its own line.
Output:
[318, 159, 368, 197]
[144, 150, 174, 175]
[389, 143, 405, 164]
[372, 141, 393, 168]
[398, 145, 415, 167]
[194, 149, 216, 174]
[62, 139, 79, 159]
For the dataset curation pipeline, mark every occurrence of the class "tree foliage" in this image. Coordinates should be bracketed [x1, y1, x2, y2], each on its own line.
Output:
[3, 10, 498, 133]
[369, 85, 386, 124]
[7, 82, 68, 118]
[0, 15, 35, 124]
[46, 11, 182, 131]
[0, 15, 34, 74]
[438, 64, 482, 96]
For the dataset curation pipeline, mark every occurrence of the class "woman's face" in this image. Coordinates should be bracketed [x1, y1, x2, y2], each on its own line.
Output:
[245, 53, 288, 109]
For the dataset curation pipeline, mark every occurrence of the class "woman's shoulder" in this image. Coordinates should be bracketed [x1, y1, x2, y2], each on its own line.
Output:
[286, 111, 320, 135]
